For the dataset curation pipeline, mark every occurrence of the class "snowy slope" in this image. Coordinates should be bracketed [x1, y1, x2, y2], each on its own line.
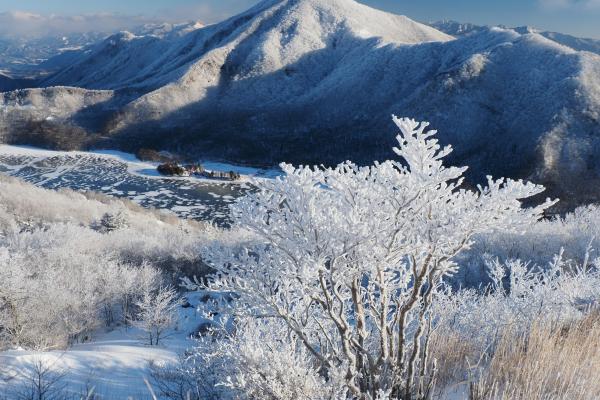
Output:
[516, 27, 600, 55]
[0, 22, 203, 79]
[1, 0, 600, 207]
[109, 0, 453, 126]
[0, 331, 180, 398]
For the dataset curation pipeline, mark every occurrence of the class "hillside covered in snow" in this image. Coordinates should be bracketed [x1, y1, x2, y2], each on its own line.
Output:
[1, 0, 600, 207]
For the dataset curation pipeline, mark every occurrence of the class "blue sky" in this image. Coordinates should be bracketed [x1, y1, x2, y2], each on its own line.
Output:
[0, 0, 599, 39]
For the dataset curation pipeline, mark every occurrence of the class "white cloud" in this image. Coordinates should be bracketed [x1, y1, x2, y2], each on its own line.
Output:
[0, 0, 258, 38]
[539, 0, 600, 9]
[0, 11, 161, 37]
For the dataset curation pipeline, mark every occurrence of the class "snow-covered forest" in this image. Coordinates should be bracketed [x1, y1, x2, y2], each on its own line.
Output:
[1, 117, 599, 399]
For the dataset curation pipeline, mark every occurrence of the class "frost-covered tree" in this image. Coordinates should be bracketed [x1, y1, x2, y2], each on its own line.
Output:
[133, 286, 179, 346]
[0, 248, 29, 347]
[98, 211, 128, 233]
[13, 358, 67, 400]
[190, 117, 556, 399]
[0, 174, 245, 351]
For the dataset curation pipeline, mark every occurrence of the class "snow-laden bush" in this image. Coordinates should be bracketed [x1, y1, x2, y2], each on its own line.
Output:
[455, 204, 600, 286]
[186, 117, 555, 400]
[0, 173, 255, 280]
[187, 318, 348, 400]
[433, 252, 600, 356]
[97, 211, 129, 232]
[426, 253, 600, 398]
[0, 221, 183, 350]
[0, 217, 210, 350]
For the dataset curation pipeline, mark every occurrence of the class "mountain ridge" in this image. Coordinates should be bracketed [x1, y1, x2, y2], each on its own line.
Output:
[430, 19, 600, 55]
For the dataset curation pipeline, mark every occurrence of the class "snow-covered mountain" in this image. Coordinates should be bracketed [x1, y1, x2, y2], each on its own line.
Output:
[428, 20, 484, 37]
[2, 0, 600, 207]
[41, 0, 446, 92]
[431, 20, 600, 55]
[41, 22, 205, 90]
[0, 22, 203, 78]
[514, 27, 600, 55]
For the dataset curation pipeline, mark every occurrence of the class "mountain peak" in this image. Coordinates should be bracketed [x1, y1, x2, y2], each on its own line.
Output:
[248, 0, 452, 45]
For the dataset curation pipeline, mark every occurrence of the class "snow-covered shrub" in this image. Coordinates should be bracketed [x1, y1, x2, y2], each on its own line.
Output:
[0, 173, 245, 273]
[0, 161, 286, 394]
[0, 173, 254, 351]
[468, 311, 600, 400]
[455, 204, 600, 286]
[421, 251, 600, 399]
[432, 252, 600, 355]
[185, 318, 348, 400]
[188, 117, 554, 399]
[133, 286, 179, 346]
[149, 357, 206, 400]
[97, 211, 129, 232]
[9, 358, 67, 400]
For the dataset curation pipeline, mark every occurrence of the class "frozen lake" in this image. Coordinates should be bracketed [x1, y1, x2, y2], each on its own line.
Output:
[0, 145, 276, 225]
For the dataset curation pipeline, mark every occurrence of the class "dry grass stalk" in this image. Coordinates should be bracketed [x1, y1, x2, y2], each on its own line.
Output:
[469, 312, 600, 400]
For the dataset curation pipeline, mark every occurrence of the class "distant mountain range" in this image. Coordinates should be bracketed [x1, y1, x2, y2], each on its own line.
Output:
[0, 32, 106, 76]
[430, 20, 600, 55]
[0, 22, 203, 79]
[1, 0, 600, 209]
